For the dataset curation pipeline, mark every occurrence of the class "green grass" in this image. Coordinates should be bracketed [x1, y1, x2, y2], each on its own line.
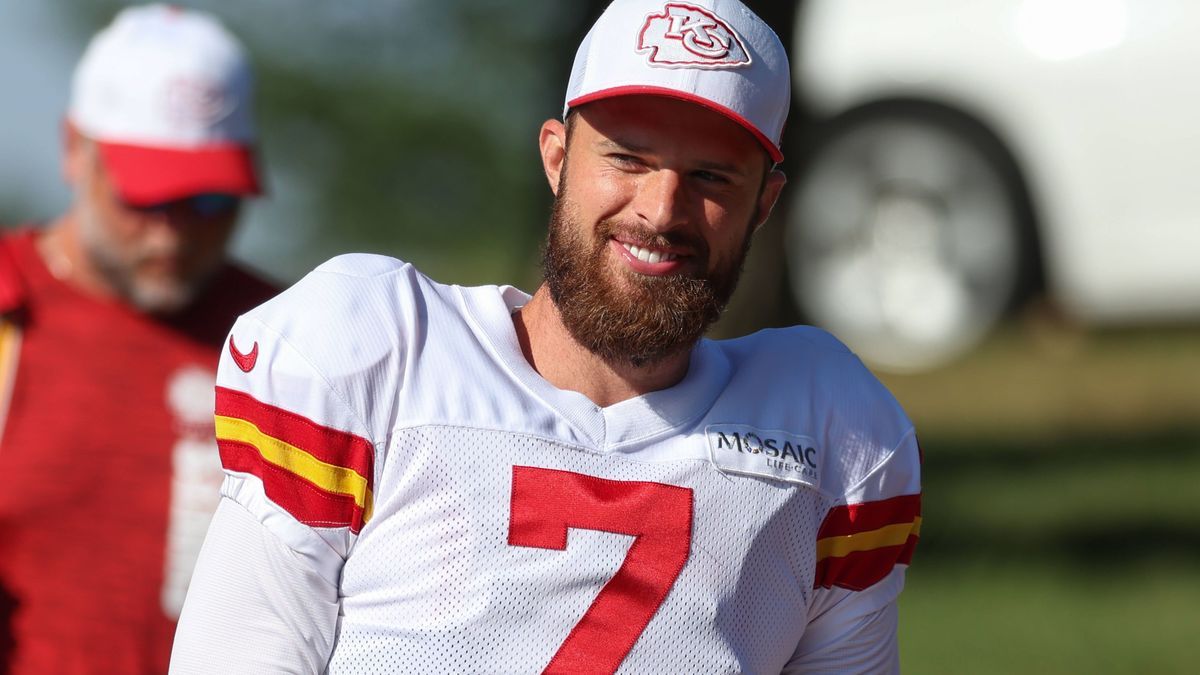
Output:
[874, 327, 1200, 673]
[924, 433, 1200, 549]
[897, 429, 1200, 674]
[900, 562, 1200, 674]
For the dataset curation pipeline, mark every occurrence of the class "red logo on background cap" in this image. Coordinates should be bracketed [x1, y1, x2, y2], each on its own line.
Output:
[166, 78, 235, 128]
[637, 3, 751, 68]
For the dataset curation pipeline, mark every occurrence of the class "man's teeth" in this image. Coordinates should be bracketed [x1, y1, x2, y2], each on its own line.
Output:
[623, 243, 677, 264]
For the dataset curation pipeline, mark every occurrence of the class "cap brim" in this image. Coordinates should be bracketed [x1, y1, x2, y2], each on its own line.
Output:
[568, 86, 784, 164]
[96, 141, 261, 206]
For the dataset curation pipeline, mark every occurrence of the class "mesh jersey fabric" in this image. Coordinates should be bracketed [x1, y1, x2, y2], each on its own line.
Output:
[193, 253, 921, 673]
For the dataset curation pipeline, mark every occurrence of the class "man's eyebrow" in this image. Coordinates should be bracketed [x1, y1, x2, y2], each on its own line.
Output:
[596, 138, 649, 154]
[596, 138, 749, 176]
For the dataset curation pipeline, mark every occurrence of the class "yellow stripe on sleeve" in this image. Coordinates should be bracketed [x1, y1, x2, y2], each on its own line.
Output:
[816, 517, 922, 562]
[215, 414, 374, 522]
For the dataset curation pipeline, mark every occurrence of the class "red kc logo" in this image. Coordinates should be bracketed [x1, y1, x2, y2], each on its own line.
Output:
[637, 3, 751, 68]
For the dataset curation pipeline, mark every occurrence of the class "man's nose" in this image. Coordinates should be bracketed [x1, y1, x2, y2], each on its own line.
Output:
[634, 169, 689, 233]
[140, 208, 195, 246]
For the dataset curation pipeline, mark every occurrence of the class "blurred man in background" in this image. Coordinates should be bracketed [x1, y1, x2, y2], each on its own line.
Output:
[0, 5, 277, 672]
[172, 0, 921, 672]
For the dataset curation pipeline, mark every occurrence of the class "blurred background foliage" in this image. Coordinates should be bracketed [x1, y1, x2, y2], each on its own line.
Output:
[5, 0, 791, 291]
[53, 0, 611, 287]
[2, 2, 1197, 673]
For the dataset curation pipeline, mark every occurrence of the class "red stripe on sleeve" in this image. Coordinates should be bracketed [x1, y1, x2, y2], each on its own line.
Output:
[817, 493, 921, 539]
[215, 386, 373, 491]
[219, 438, 368, 533]
[813, 534, 920, 591]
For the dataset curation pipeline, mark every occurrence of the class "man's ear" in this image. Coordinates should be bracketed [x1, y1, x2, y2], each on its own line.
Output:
[752, 168, 787, 231]
[61, 120, 89, 188]
[539, 118, 567, 196]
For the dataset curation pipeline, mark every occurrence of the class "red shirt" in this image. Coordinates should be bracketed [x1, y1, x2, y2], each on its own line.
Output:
[0, 228, 279, 674]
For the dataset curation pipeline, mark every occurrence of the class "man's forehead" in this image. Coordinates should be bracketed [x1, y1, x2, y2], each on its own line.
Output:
[561, 0, 789, 163]
[572, 96, 767, 168]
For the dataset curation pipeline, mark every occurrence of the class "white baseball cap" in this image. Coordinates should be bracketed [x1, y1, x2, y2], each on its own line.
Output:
[68, 4, 260, 206]
[565, 0, 790, 163]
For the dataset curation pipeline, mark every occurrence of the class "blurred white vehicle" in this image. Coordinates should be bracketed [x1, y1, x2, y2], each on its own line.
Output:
[787, 0, 1200, 371]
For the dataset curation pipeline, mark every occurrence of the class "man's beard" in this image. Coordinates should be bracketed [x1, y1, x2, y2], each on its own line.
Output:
[78, 198, 216, 315]
[541, 181, 752, 368]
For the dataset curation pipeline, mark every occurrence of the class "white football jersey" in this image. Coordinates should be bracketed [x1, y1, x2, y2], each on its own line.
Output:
[203, 254, 921, 674]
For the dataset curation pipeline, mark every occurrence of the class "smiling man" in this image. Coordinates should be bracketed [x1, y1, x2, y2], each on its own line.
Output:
[172, 1, 922, 673]
[536, 94, 779, 379]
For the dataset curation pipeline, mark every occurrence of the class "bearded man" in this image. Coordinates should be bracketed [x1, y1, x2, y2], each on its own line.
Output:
[0, 6, 277, 673]
[172, 1, 922, 673]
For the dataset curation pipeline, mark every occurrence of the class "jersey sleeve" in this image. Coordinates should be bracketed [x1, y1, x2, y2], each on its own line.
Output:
[813, 426, 921, 594]
[784, 585, 901, 674]
[792, 424, 921, 671]
[211, 253, 415, 586]
[174, 255, 419, 670]
[170, 498, 339, 674]
[791, 339, 923, 671]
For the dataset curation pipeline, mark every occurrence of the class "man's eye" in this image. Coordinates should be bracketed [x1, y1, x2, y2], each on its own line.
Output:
[610, 154, 643, 167]
[693, 170, 729, 184]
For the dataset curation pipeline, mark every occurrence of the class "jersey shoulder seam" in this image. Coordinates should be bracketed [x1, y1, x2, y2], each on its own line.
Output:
[240, 313, 377, 446]
[311, 256, 414, 280]
[838, 425, 918, 503]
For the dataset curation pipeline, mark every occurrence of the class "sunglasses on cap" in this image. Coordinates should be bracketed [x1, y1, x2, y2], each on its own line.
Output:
[124, 193, 241, 218]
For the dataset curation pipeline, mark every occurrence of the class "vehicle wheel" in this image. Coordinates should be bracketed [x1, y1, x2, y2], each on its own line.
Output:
[786, 109, 1032, 372]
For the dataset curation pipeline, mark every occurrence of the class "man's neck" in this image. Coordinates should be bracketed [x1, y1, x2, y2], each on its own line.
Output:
[38, 212, 118, 301]
[512, 285, 693, 408]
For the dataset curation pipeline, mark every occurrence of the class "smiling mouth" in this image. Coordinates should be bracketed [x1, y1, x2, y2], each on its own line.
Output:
[619, 241, 679, 264]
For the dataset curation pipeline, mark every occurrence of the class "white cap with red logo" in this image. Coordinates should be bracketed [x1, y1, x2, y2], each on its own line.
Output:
[68, 4, 260, 206]
[565, 0, 790, 163]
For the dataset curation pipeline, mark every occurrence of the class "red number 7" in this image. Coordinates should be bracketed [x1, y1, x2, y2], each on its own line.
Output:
[509, 466, 694, 675]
